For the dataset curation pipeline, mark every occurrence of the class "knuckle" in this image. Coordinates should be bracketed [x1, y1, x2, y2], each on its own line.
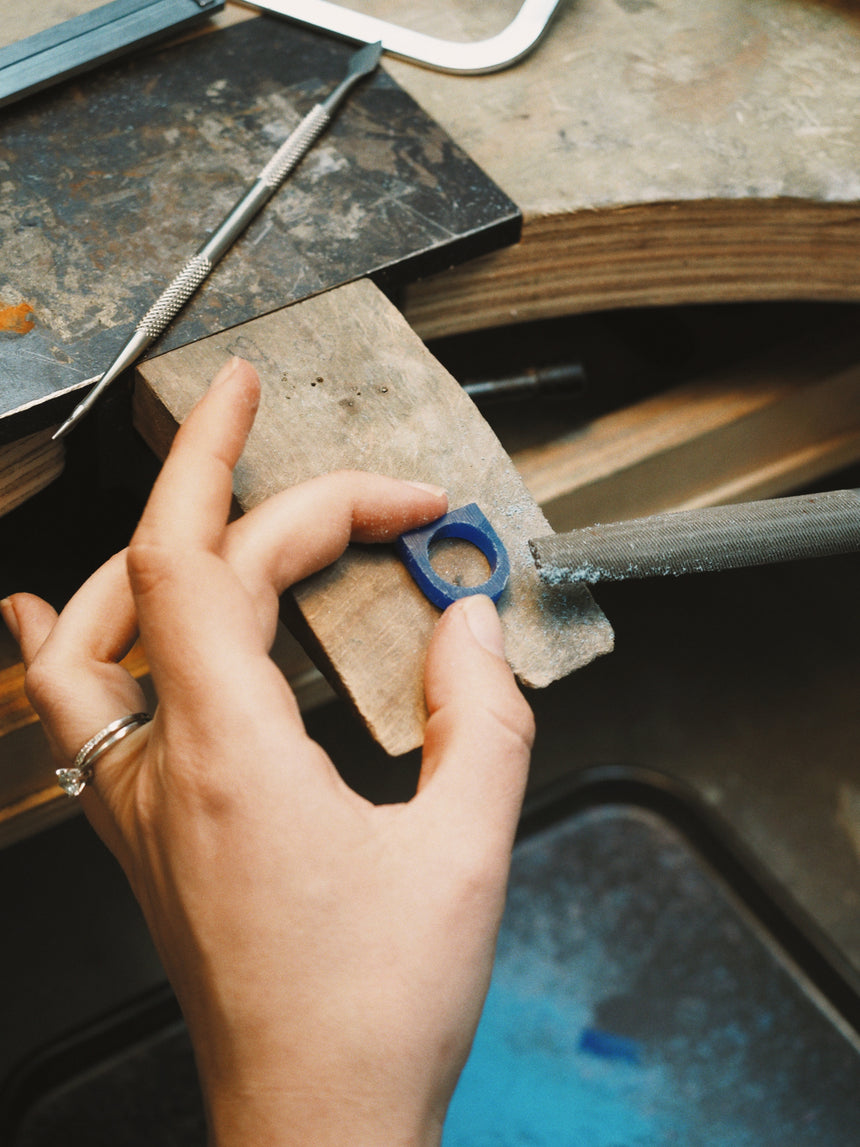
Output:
[125, 540, 176, 596]
[133, 751, 238, 835]
[447, 835, 510, 919]
[182, 768, 238, 818]
[485, 689, 536, 756]
[152, 727, 240, 819]
[24, 646, 66, 712]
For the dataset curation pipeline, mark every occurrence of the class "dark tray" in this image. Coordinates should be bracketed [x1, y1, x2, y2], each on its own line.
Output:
[447, 768, 860, 1145]
[3, 767, 859, 1145]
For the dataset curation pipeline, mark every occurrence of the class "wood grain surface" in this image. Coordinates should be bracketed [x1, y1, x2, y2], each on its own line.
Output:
[0, 430, 65, 519]
[134, 279, 614, 755]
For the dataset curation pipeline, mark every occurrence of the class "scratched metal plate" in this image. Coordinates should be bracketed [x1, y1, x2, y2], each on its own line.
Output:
[0, 16, 519, 442]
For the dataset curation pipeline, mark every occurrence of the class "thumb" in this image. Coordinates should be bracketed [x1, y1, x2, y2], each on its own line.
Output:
[1, 593, 59, 667]
[418, 595, 534, 847]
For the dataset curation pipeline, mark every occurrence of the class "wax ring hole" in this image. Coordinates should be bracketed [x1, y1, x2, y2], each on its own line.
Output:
[395, 503, 510, 608]
[429, 536, 493, 588]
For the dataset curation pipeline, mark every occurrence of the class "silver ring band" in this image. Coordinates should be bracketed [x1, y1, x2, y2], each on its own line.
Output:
[56, 712, 152, 797]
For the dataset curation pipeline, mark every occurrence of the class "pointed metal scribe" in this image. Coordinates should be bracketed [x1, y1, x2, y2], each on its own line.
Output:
[53, 40, 383, 440]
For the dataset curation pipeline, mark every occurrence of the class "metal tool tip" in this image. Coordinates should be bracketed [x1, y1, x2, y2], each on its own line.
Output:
[52, 414, 76, 441]
[350, 40, 383, 75]
[52, 390, 94, 439]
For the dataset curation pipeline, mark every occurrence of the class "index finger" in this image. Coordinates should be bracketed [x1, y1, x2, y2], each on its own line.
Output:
[127, 357, 279, 713]
[133, 357, 260, 554]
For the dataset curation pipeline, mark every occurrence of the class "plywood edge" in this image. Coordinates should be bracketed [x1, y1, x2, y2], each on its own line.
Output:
[0, 784, 79, 850]
[0, 428, 64, 518]
[404, 200, 860, 341]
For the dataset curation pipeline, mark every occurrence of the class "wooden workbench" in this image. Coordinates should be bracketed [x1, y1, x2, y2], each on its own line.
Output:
[12, 0, 860, 338]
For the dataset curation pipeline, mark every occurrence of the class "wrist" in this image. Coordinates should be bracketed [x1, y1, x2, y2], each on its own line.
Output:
[206, 1086, 445, 1147]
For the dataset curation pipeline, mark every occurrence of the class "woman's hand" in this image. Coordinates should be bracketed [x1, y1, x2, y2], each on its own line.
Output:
[1, 357, 535, 1146]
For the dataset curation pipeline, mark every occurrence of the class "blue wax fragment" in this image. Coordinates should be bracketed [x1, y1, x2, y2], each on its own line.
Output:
[395, 502, 511, 610]
[579, 1028, 643, 1066]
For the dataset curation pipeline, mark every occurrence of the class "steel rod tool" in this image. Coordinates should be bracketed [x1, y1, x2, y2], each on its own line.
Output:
[53, 38, 382, 440]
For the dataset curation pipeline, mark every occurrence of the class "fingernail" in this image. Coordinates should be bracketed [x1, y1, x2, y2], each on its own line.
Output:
[0, 597, 21, 645]
[210, 356, 243, 389]
[405, 479, 447, 498]
[462, 594, 506, 659]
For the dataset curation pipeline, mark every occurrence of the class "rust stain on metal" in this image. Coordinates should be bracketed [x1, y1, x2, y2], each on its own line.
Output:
[0, 301, 35, 336]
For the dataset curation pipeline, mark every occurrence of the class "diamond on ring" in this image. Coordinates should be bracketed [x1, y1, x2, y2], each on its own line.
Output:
[56, 712, 152, 797]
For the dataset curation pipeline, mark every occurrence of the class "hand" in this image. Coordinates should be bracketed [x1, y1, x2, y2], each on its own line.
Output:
[1, 357, 535, 1146]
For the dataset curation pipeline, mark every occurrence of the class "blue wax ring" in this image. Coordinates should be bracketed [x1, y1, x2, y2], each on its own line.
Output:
[395, 503, 511, 609]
